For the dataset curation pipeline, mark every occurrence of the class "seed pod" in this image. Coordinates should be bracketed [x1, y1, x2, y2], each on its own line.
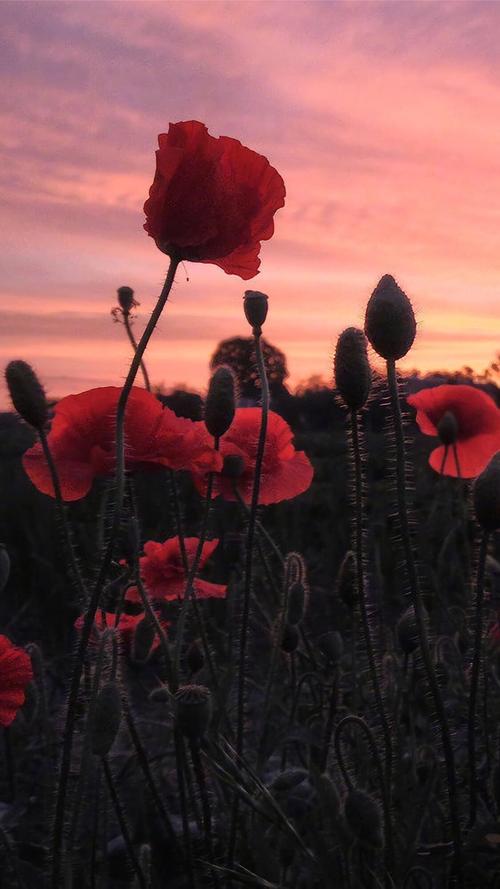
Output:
[132, 615, 156, 664]
[473, 452, 500, 532]
[187, 638, 205, 675]
[205, 365, 236, 438]
[117, 285, 135, 313]
[281, 623, 299, 654]
[344, 788, 384, 849]
[315, 772, 341, 819]
[318, 631, 343, 667]
[437, 410, 458, 446]
[91, 682, 122, 756]
[364, 274, 416, 361]
[287, 581, 308, 625]
[0, 545, 10, 595]
[334, 327, 372, 411]
[397, 607, 419, 655]
[243, 290, 268, 331]
[175, 684, 212, 740]
[5, 360, 48, 430]
[222, 454, 245, 478]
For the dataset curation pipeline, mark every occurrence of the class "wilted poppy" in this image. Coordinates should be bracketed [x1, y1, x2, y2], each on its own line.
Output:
[194, 407, 314, 505]
[126, 537, 226, 603]
[408, 384, 500, 478]
[23, 386, 221, 501]
[144, 120, 285, 280]
[0, 635, 33, 727]
[74, 610, 168, 652]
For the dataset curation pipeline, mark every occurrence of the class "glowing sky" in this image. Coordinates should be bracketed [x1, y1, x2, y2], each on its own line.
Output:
[1, 0, 499, 406]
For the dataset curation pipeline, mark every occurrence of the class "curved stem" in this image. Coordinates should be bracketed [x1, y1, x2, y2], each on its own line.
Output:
[123, 313, 151, 391]
[190, 741, 219, 888]
[386, 360, 463, 887]
[102, 756, 147, 889]
[467, 530, 489, 826]
[334, 715, 393, 887]
[50, 256, 179, 888]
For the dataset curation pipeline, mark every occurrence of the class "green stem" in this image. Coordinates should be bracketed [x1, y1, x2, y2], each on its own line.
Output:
[386, 359, 463, 887]
[467, 530, 490, 826]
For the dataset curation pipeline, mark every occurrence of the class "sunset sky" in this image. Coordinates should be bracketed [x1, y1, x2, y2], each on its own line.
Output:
[1, 0, 500, 406]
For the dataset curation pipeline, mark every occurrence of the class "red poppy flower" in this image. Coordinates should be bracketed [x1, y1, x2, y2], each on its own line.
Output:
[22, 386, 221, 501]
[408, 384, 500, 478]
[126, 536, 226, 604]
[194, 407, 314, 505]
[74, 610, 168, 652]
[143, 121, 286, 280]
[0, 635, 33, 727]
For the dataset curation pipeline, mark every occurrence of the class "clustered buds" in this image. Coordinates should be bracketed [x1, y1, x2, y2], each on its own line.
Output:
[91, 681, 122, 756]
[334, 327, 372, 411]
[175, 684, 212, 740]
[5, 360, 48, 431]
[205, 365, 236, 439]
[364, 274, 416, 361]
[437, 411, 458, 446]
[473, 452, 500, 532]
[344, 788, 384, 850]
[244, 290, 268, 333]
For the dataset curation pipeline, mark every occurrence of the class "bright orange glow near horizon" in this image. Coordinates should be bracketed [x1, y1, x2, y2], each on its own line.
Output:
[1, 0, 499, 408]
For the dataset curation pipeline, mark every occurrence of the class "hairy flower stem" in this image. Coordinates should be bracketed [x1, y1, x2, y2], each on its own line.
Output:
[467, 530, 490, 827]
[350, 410, 393, 791]
[174, 727, 197, 889]
[334, 715, 394, 889]
[102, 756, 147, 889]
[50, 256, 179, 889]
[190, 741, 219, 889]
[123, 312, 151, 391]
[386, 359, 463, 887]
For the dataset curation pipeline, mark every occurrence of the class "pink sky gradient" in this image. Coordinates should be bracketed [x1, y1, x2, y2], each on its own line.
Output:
[1, 0, 499, 407]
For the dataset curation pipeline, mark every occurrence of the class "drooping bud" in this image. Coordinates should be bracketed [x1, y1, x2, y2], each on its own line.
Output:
[396, 607, 419, 656]
[287, 581, 308, 626]
[132, 615, 156, 664]
[473, 452, 500, 532]
[204, 365, 236, 439]
[91, 682, 122, 756]
[364, 274, 416, 361]
[334, 327, 372, 411]
[187, 638, 205, 675]
[175, 684, 212, 740]
[0, 545, 10, 595]
[281, 623, 299, 654]
[437, 410, 458, 446]
[344, 788, 384, 849]
[318, 631, 343, 667]
[243, 290, 268, 332]
[222, 454, 245, 478]
[117, 285, 135, 313]
[5, 360, 48, 431]
[335, 551, 356, 609]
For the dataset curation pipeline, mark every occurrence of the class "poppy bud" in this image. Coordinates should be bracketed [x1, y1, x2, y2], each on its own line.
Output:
[281, 623, 299, 653]
[334, 327, 372, 411]
[397, 607, 419, 655]
[319, 631, 344, 667]
[316, 772, 341, 819]
[0, 545, 10, 595]
[5, 360, 48, 431]
[222, 454, 246, 478]
[132, 615, 156, 664]
[270, 768, 308, 793]
[364, 274, 416, 361]
[244, 290, 268, 331]
[287, 581, 308, 626]
[117, 286, 135, 313]
[91, 681, 122, 756]
[344, 788, 383, 849]
[473, 452, 500, 532]
[175, 684, 212, 740]
[204, 365, 236, 439]
[187, 638, 205, 675]
[437, 410, 458, 446]
[149, 685, 170, 703]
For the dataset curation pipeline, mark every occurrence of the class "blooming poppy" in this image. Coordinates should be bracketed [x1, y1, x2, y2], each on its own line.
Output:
[0, 635, 33, 727]
[74, 610, 168, 652]
[143, 120, 285, 280]
[126, 537, 227, 604]
[408, 384, 500, 478]
[194, 407, 314, 505]
[23, 386, 222, 501]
